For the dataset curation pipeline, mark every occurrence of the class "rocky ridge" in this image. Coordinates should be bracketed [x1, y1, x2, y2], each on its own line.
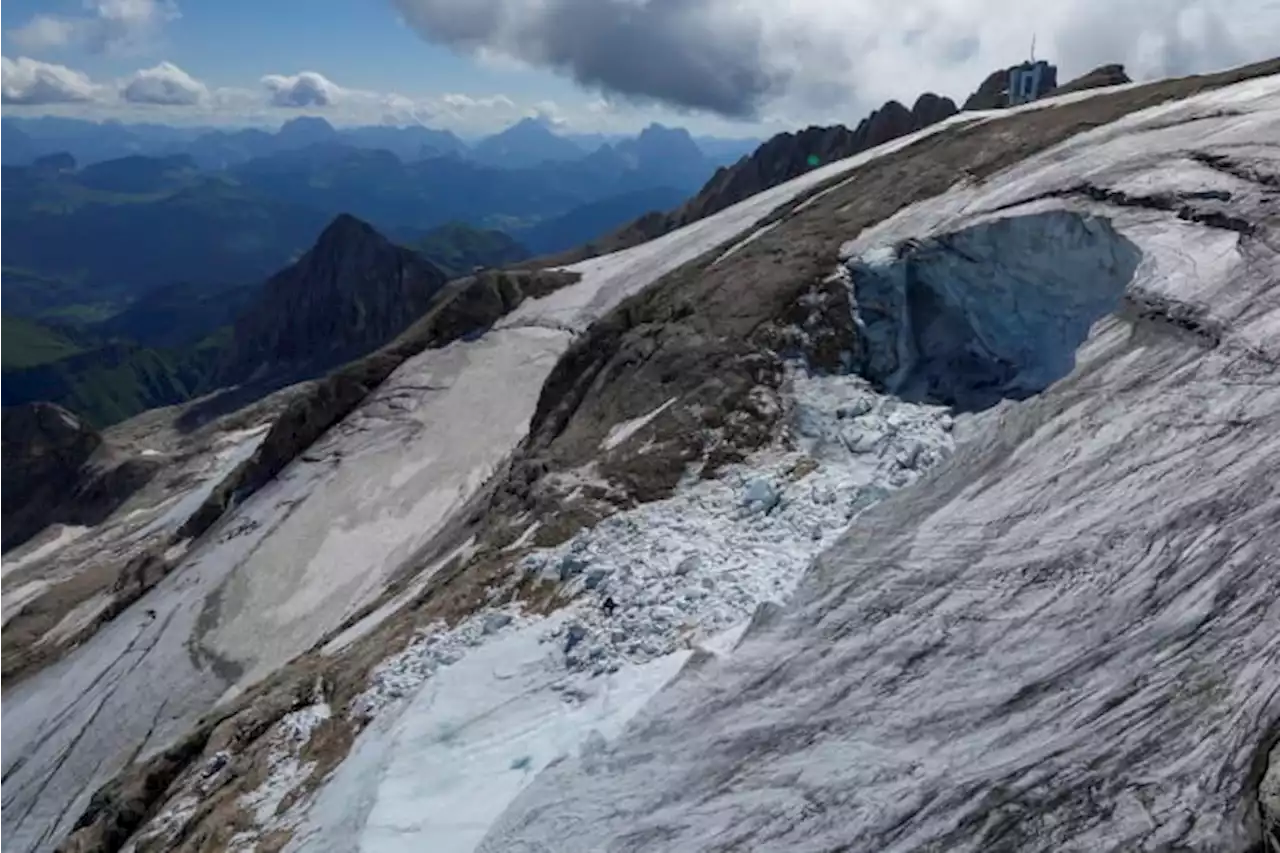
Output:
[540, 93, 962, 265]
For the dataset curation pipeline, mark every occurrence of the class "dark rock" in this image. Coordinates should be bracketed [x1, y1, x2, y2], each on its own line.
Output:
[221, 214, 452, 385]
[1, 403, 101, 550]
[1050, 64, 1132, 97]
[1, 403, 159, 552]
[964, 67, 1015, 111]
[564, 622, 588, 654]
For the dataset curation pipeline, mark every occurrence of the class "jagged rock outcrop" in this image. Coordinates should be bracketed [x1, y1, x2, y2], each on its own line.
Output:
[1, 403, 158, 551]
[1051, 63, 1132, 96]
[2, 403, 102, 550]
[964, 67, 1014, 110]
[222, 213, 451, 385]
[677, 93, 960, 226]
[550, 94, 959, 265]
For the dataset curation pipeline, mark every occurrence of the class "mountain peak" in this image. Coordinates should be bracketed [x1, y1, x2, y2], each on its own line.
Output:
[313, 212, 382, 249]
[279, 115, 336, 134]
[224, 217, 450, 382]
[277, 115, 340, 147]
[472, 116, 583, 167]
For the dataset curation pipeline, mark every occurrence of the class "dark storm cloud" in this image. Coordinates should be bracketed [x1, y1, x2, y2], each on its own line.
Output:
[392, 0, 791, 118]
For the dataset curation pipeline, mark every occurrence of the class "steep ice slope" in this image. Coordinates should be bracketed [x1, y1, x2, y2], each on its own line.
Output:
[0, 99, 1001, 853]
[477, 76, 1280, 852]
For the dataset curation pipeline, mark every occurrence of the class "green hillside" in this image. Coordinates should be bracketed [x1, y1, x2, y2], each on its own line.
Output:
[411, 222, 530, 278]
[2, 315, 84, 369]
[1, 339, 226, 428]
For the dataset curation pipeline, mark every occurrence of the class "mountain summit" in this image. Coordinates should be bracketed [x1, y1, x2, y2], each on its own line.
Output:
[471, 117, 585, 167]
[223, 213, 451, 383]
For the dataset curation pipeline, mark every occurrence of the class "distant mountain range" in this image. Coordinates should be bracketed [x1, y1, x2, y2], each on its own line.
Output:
[1, 118, 739, 319]
[2, 113, 761, 171]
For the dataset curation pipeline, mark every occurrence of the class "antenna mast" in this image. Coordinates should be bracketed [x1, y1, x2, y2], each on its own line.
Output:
[1030, 33, 1036, 62]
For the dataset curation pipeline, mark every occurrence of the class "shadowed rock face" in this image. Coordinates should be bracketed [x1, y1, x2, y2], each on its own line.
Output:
[222, 214, 452, 385]
[2, 404, 102, 550]
[1, 403, 157, 552]
[667, 93, 961, 228]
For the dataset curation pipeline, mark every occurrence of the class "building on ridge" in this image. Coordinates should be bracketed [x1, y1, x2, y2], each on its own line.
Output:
[1007, 59, 1058, 105]
[1006, 35, 1058, 106]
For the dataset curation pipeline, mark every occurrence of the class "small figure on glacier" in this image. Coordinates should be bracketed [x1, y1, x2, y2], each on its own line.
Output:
[601, 596, 617, 617]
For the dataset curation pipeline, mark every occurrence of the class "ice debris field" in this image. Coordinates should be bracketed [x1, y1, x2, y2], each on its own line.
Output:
[246, 365, 957, 851]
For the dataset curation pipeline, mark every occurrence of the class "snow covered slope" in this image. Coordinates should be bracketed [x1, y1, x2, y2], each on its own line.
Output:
[0, 86, 989, 853]
[13, 63, 1279, 853]
[475, 74, 1280, 853]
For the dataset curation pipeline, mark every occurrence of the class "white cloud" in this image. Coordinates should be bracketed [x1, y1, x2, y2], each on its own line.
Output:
[7, 16, 79, 51]
[261, 71, 344, 107]
[1, 55, 104, 104]
[8, 0, 179, 56]
[391, 0, 1280, 119]
[122, 61, 207, 105]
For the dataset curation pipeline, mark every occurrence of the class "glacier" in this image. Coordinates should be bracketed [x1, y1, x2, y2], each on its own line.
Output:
[470, 74, 1280, 853]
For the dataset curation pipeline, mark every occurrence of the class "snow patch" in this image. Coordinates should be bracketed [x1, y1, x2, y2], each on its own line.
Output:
[293, 616, 690, 853]
[713, 222, 780, 265]
[502, 522, 542, 553]
[2, 525, 91, 576]
[600, 397, 678, 451]
[320, 536, 479, 657]
[41, 593, 112, 646]
[132, 425, 270, 541]
[163, 539, 191, 562]
[2, 580, 53, 627]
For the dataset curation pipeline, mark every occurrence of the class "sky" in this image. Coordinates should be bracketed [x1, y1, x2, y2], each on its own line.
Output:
[1, 0, 1277, 137]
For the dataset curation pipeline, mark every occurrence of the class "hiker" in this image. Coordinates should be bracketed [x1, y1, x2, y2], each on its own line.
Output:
[602, 596, 617, 617]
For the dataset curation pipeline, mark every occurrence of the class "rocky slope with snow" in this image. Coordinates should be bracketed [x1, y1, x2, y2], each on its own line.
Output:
[475, 69, 1280, 853]
[4, 100, 978, 853]
[4, 58, 1278, 853]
